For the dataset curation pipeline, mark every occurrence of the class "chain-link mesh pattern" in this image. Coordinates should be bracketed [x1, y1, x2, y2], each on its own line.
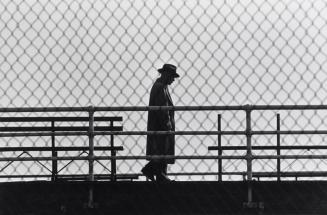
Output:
[1, 0, 327, 181]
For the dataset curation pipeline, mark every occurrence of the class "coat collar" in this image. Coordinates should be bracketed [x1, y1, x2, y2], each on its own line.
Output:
[156, 77, 166, 85]
[156, 78, 174, 105]
[156, 78, 173, 105]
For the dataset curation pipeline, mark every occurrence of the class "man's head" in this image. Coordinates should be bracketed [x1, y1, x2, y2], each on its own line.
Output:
[158, 64, 180, 85]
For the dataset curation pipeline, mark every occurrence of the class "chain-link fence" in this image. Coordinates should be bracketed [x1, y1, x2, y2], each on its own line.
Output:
[1, 0, 327, 181]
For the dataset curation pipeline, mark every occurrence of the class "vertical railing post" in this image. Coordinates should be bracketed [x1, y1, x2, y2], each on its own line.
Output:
[243, 106, 264, 211]
[218, 114, 222, 181]
[51, 120, 57, 181]
[87, 106, 95, 208]
[110, 120, 117, 181]
[277, 114, 281, 181]
[245, 106, 253, 203]
[88, 106, 95, 181]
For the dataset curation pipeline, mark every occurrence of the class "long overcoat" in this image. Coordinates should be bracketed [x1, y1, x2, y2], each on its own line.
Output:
[146, 78, 175, 164]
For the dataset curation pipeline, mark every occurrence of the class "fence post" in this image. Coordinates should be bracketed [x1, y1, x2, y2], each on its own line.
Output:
[51, 120, 57, 181]
[218, 114, 222, 181]
[277, 114, 281, 181]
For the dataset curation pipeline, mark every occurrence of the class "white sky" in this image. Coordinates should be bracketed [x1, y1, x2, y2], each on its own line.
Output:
[1, 0, 327, 107]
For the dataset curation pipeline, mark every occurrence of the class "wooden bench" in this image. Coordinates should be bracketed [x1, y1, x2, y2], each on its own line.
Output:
[0, 116, 138, 181]
[209, 145, 327, 181]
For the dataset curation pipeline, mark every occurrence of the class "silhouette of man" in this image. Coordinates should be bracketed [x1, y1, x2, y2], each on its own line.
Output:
[142, 64, 180, 182]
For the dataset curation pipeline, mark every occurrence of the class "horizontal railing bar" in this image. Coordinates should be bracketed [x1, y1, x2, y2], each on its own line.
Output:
[2, 171, 327, 179]
[0, 175, 51, 178]
[50, 172, 327, 178]
[0, 173, 227, 178]
[166, 172, 237, 176]
[95, 105, 327, 111]
[0, 155, 245, 161]
[0, 107, 91, 113]
[56, 175, 139, 180]
[0, 173, 220, 178]
[0, 131, 244, 137]
[250, 105, 327, 111]
[94, 106, 247, 111]
[56, 173, 221, 179]
[0, 174, 138, 179]
[0, 146, 124, 152]
[251, 171, 327, 177]
[0, 173, 238, 178]
[97, 130, 327, 136]
[0, 126, 123, 132]
[93, 131, 246, 135]
[253, 130, 327, 135]
[1, 154, 327, 162]
[0, 131, 88, 137]
[3, 130, 327, 138]
[0, 116, 123, 122]
[144, 171, 327, 177]
[56, 174, 139, 179]
[1, 105, 327, 113]
[3, 130, 327, 137]
[253, 155, 327, 159]
[208, 145, 327, 150]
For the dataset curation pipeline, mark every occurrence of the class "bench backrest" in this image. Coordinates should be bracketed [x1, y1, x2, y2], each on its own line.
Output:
[0, 116, 123, 132]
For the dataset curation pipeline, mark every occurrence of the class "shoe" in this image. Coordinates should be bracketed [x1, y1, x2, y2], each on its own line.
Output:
[156, 173, 174, 182]
[141, 166, 155, 181]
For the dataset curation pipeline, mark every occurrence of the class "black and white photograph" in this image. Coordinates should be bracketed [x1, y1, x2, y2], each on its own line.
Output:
[1, 0, 327, 214]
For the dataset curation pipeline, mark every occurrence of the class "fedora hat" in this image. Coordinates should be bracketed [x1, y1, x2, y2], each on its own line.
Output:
[158, 64, 180, 78]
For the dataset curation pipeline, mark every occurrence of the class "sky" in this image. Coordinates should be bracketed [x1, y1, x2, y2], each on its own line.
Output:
[1, 0, 327, 180]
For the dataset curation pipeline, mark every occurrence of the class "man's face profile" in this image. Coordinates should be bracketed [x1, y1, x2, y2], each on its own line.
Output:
[167, 75, 176, 85]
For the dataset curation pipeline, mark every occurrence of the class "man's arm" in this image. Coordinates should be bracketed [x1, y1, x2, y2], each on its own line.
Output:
[153, 85, 171, 130]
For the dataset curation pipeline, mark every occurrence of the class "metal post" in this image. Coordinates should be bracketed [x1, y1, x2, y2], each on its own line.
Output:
[218, 114, 222, 181]
[243, 107, 264, 211]
[88, 106, 95, 208]
[245, 107, 253, 203]
[51, 120, 57, 181]
[110, 120, 116, 181]
[88, 107, 95, 181]
[277, 114, 281, 181]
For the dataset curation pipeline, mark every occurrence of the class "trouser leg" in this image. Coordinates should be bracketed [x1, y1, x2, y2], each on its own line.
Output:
[162, 163, 167, 175]
[145, 160, 157, 172]
[142, 161, 156, 181]
[152, 161, 161, 176]
[155, 162, 172, 182]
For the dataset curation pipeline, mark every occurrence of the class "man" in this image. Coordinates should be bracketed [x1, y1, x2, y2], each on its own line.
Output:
[141, 64, 180, 182]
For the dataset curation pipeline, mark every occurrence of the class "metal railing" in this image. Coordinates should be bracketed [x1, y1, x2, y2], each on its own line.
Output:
[1, 105, 327, 168]
[1, 105, 327, 206]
